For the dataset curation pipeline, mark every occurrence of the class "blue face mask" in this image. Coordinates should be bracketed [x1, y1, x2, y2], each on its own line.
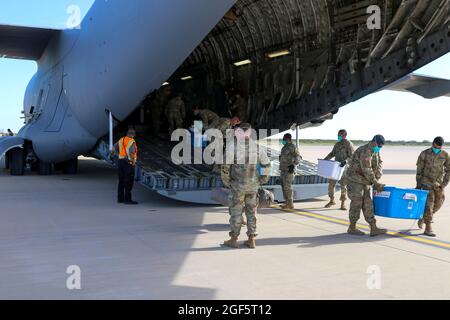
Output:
[281, 140, 287, 146]
[432, 147, 442, 155]
[373, 146, 381, 154]
[338, 136, 343, 142]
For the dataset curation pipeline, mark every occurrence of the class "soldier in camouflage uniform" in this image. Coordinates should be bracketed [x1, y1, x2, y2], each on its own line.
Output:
[222, 123, 271, 249]
[209, 116, 241, 137]
[279, 133, 302, 209]
[165, 93, 186, 135]
[151, 87, 170, 136]
[345, 135, 387, 237]
[416, 137, 450, 237]
[193, 106, 220, 130]
[229, 93, 248, 123]
[324, 129, 355, 210]
[209, 116, 241, 174]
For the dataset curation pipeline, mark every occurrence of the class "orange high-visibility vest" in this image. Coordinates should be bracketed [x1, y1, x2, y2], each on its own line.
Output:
[118, 136, 138, 161]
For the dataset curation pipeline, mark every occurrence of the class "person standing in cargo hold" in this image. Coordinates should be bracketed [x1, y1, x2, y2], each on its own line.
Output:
[115, 128, 139, 205]
[279, 133, 302, 209]
[222, 123, 271, 249]
[324, 129, 355, 210]
[345, 135, 387, 237]
[416, 137, 450, 237]
[151, 87, 170, 136]
[228, 92, 248, 123]
[192, 106, 220, 130]
[165, 92, 186, 135]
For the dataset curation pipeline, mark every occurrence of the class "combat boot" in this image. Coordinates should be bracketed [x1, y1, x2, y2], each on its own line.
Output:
[369, 222, 387, 237]
[223, 236, 239, 248]
[347, 222, 365, 235]
[424, 224, 436, 237]
[340, 201, 347, 211]
[325, 198, 336, 208]
[281, 201, 294, 210]
[418, 219, 424, 229]
[245, 236, 256, 249]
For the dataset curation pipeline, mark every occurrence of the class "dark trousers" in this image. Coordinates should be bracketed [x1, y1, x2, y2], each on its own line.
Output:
[118, 159, 135, 202]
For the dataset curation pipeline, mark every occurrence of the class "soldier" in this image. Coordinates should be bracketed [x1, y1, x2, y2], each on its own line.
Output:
[222, 123, 271, 249]
[416, 137, 450, 237]
[208, 116, 242, 175]
[151, 88, 170, 136]
[193, 106, 220, 130]
[228, 93, 248, 123]
[345, 135, 387, 237]
[209, 116, 241, 136]
[165, 92, 186, 135]
[279, 133, 302, 209]
[324, 129, 355, 210]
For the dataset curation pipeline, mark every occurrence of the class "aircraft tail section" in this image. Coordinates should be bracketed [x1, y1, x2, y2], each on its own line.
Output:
[0, 24, 59, 60]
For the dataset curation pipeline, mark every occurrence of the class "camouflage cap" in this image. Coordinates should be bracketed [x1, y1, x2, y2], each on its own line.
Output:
[372, 134, 385, 146]
[434, 136, 444, 146]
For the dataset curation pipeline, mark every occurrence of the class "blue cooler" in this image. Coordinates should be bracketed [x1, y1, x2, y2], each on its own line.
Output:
[373, 186, 428, 220]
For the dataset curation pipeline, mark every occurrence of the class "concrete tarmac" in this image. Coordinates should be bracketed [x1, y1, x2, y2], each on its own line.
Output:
[1, 146, 450, 299]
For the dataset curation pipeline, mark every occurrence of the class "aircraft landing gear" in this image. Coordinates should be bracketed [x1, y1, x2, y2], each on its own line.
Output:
[62, 158, 78, 175]
[8, 148, 25, 176]
[37, 160, 53, 175]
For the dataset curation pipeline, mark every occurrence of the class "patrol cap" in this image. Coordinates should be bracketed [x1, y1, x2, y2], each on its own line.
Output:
[372, 135, 385, 146]
[433, 136, 444, 146]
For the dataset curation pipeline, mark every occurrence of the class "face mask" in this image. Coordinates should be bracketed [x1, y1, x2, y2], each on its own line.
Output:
[281, 140, 287, 146]
[193, 111, 199, 116]
[338, 136, 343, 142]
[373, 146, 381, 154]
[432, 147, 442, 155]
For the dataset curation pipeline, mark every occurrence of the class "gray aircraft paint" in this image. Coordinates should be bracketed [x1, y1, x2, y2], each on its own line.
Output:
[15, 0, 236, 163]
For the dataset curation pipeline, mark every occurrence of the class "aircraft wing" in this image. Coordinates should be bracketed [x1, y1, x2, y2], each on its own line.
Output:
[384, 74, 450, 99]
[0, 24, 59, 60]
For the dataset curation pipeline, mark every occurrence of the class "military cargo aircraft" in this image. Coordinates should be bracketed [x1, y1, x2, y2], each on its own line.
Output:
[0, 0, 449, 203]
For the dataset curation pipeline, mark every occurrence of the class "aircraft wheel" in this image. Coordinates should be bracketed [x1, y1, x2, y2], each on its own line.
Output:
[38, 160, 53, 175]
[9, 148, 24, 176]
[63, 158, 78, 175]
[5, 154, 10, 169]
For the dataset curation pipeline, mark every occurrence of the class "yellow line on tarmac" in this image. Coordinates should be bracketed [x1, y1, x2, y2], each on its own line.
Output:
[273, 206, 450, 250]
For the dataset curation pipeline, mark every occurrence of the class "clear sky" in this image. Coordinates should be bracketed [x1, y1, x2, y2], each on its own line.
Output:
[0, 1, 449, 140]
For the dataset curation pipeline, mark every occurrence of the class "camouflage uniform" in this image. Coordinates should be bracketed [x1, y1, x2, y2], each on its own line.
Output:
[229, 95, 248, 123]
[165, 97, 186, 135]
[151, 90, 169, 135]
[279, 142, 302, 205]
[208, 118, 232, 174]
[210, 117, 232, 136]
[324, 140, 355, 202]
[416, 148, 450, 224]
[345, 143, 383, 225]
[224, 142, 271, 238]
[197, 109, 220, 129]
